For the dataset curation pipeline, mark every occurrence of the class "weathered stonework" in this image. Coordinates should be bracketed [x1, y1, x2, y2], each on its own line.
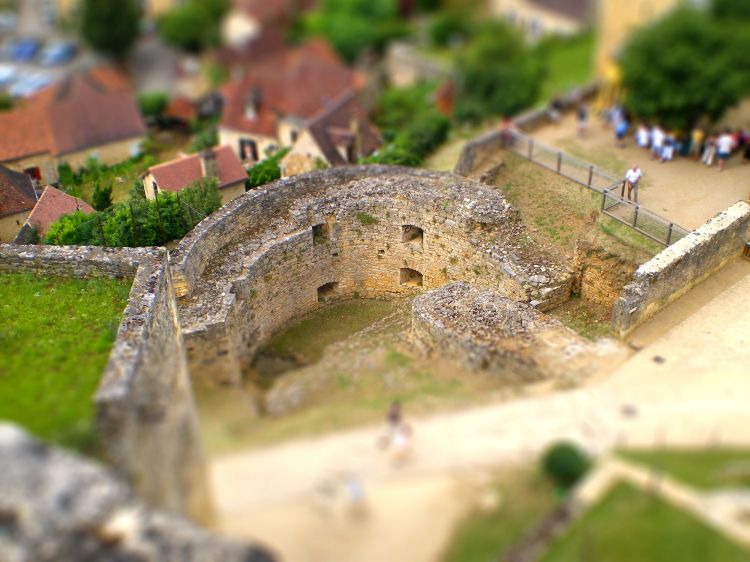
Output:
[0, 423, 274, 562]
[412, 282, 624, 382]
[611, 202, 750, 335]
[0, 244, 210, 524]
[171, 166, 572, 385]
[573, 242, 638, 309]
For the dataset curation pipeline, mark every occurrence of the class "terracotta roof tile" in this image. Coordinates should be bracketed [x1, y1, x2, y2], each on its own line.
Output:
[220, 39, 358, 137]
[26, 185, 94, 236]
[148, 145, 247, 192]
[0, 65, 146, 162]
[0, 164, 37, 218]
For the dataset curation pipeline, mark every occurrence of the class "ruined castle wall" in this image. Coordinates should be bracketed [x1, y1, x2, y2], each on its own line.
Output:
[573, 242, 638, 309]
[174, 167, 570, 385]
[611, 202, 750, 335]
[0, 244, 210, 524]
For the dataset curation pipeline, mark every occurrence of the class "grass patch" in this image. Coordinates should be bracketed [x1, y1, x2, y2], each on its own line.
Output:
[540, 483, 750, 562]
[536, 31, 595, 103]
[0, 272, 131, 451]
[618, 449, 750, 490]
[442, 470, 557, 562]
[355, 212, 378, 226]
[549, 297, 613, 340]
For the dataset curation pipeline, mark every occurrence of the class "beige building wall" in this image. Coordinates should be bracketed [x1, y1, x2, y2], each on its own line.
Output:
[219, 128, 279, 163]
[143, 172, 158, 200]
[0, 211, 30, 243]
[277, 118, 303, 148]
[280, 129, 328, 178]
[595, 0, 681, 77]
[58, 136, 145, 172]
[2, 153, 58, 185]
[219, 182, 246, 205]
[490, 0, 583, 38]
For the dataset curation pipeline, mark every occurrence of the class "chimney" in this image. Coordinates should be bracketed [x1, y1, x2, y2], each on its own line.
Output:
[199, 148, 218, 180]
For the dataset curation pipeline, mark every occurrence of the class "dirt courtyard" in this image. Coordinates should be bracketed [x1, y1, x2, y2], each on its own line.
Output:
[533, 113, 750, 230]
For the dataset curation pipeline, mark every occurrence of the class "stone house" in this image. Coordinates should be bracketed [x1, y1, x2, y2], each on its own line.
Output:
[0, 66, 147, 186]
[0, 165, 38, 243]
[143, 146, 248, 206]
[54, 0, 177, 19]
[15, 185, 94, 243]
[218, 39, 365, 165]
[280, 91, 380, 177]
[490, 0, 593, 40]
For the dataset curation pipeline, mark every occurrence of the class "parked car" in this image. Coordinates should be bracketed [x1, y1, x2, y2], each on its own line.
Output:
[0, 63, 17, 87]
[39, 41, 77, 66]
[9, 71, 52, 97]
[7, 38, 42, 63]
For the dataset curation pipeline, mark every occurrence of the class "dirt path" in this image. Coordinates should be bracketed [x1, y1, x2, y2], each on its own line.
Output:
[533, 114, 750, 230]
[209, 260, 750, 561]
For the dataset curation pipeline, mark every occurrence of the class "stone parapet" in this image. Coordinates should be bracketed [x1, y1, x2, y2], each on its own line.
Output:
[611, 202, 750, 335]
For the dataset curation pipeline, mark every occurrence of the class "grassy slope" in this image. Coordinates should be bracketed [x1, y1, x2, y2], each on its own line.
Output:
[619, 449, 750, 490]
[536, 32, 595, 103]
[441, 470, 557, 562]
[540, 483, 750, 562]
[0, 272, 131, 450]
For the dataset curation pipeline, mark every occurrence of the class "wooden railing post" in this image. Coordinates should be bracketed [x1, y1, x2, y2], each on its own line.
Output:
[587, 165, 594, 187]
[527, 138, 534, 161]
[666, 223, 673, 245]
[556, 151, 562, 173]
[632, 205, 639, 227]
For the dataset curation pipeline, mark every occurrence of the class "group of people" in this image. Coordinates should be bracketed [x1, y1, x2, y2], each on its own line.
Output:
[606, 105, 750, 173]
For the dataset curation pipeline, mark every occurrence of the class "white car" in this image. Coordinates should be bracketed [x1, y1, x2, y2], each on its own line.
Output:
[0, 63, 17, 87]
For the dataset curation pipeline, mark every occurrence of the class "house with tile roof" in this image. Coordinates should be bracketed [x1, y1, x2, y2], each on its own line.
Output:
[221, 0, 313, 49]
[14, 185, 94, 244]
[0, 66, 147, 186]
[490, 0, 593, 40]
[280, 91, 380, 177]
[0, 164, 38, 243]
[143, 146, 248, 206]
[218, 39, 366, 166]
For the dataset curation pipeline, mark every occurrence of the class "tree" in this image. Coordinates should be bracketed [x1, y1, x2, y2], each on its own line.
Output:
[620, 9, 750, 130]
[81, 0, 140, 59]
[92, 183, 113, 212]
[303, 0, 407, 63]
[137, 92, 169, 122]
[454, 21, 543, 123]
[246, 149, 289, 190]
[158, 0, 229, 54]
[712, 0, 750, 21]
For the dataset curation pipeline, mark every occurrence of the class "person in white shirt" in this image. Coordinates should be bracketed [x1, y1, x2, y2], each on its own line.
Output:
[650, 126, 665, 160]
[716, 130, 734, 172]
[624, 164, 643, 202]
[636, 124, 650, 148]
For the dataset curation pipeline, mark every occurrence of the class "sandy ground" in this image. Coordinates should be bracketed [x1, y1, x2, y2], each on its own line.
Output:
[208, 259, 750, 562]
[533, 114, 750, 230]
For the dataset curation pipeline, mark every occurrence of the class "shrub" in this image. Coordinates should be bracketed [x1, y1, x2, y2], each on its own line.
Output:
[92, 183, 113, 212]
[137, 92, 169, 120]
[246, 148, 289, 190]
[541, 442, 590, 490]
[428, 11, 471, 47]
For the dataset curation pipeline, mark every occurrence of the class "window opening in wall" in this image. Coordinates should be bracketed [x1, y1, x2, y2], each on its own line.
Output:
[399, 268, 423, 287]
[378, 249, 385, 255]
[312, 223, 330, 245]
[317, 282, 339, 302]
[401, 225, 424, 246]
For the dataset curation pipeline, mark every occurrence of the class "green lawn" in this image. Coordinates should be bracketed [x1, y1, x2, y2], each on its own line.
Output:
[619, 449, 750, 490]
[441, 470, 557, 562]
[541, 483, 750, 562]
[0, 272, 132, 450]
[536, 31, 595, 103]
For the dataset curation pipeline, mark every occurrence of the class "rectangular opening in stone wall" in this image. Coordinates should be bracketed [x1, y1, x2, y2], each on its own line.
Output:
[401, 225, 424, 246]
[312, 223, 330, 245]
[317, 282, 339, 302]
[399, 268, 423, 287]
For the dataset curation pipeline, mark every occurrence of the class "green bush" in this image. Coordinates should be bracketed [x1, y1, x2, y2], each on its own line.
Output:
[44, 179, 221, 247]
[541, 442, 591, 490]
[246, 148, 289, 190]
[137, 92, 169, 120]
[92, 183, 113, 212]
[428, 12, 471, 47]
[158, 0, 229, 53]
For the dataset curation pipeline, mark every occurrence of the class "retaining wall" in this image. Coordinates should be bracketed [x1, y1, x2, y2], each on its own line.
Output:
[0, 244, 211, 524]
[172, 166, 573, 385]
[611, 202, 750, 335]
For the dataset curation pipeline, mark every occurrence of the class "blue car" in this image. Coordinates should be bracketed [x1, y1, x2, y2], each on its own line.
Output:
[39, 41, 77, 66]
[8, 38, 41, 62]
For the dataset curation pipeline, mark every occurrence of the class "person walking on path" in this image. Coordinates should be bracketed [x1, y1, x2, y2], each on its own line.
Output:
[650, 125, 665, 160]
[702, 133, 717, 167]
[576, 103, 588, 138]
[717, 130, 734, 172]
[689, 127, 704, 161]
[624, 164, 643, 203]
[615, 117, 629, 148]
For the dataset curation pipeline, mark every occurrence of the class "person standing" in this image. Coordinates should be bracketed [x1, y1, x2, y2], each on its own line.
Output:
[635, 123, 650, 149]
[717, 129, 734, 172]
[615, 117, 629, 148]
[702, 133, 717, 167]
[650, 126, 665, 160]
[576, 103, 588, 138]
[689, 127, 704, 160]
[624, 164, 643, 203]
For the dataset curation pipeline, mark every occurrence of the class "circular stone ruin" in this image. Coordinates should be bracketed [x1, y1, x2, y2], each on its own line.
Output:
[171, 165, 574, 385]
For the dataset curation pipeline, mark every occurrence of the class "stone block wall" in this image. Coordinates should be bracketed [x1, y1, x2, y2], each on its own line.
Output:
[573, 242, 638, 309]
[0, 423, 274, 562]
[0, 244, 210, 524]
[611, 202, 750, 335]
[173, 166, 572, 385]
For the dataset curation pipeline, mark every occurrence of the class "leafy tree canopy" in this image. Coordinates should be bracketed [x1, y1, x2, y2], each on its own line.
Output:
[711, 0, 750, 21]
[81, 0, 140, 59]
[246, 148, 290, 190]
[159, 0, 229, 53]
[454, 21, 543, 123]
[302, 0, 407, 63]
[92, 183, 113, 212]
[620, 9, 750, 130]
